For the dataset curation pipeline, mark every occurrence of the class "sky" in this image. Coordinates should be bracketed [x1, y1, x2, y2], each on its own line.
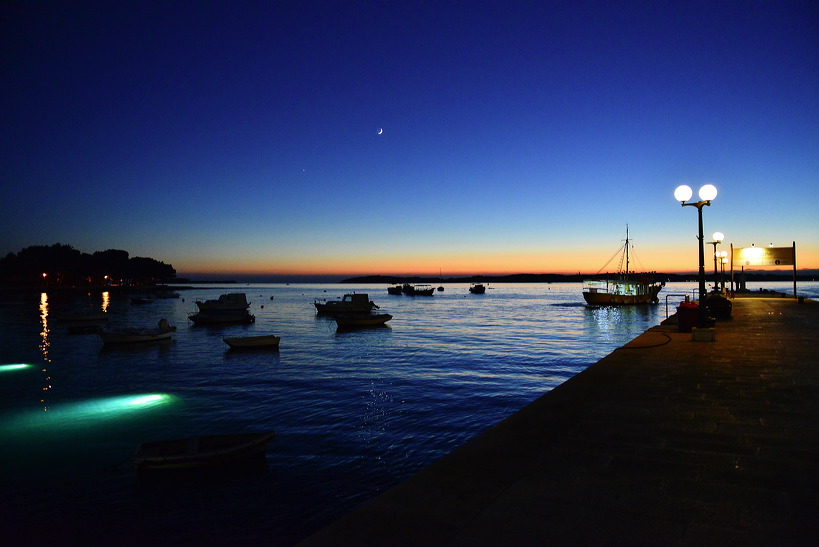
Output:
[2, 1, 818, 279]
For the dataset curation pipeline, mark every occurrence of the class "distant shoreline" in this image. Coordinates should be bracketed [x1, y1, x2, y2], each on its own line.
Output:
[1, 272, 814, 294]
[340, 272, 817, 284]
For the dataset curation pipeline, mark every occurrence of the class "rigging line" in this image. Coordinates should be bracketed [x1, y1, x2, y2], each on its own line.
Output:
[595, 242, 626, 276]
[629, 244, 649, 272]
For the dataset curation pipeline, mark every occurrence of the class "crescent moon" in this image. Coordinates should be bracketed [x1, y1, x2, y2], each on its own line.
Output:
[378, 128, 383, 135]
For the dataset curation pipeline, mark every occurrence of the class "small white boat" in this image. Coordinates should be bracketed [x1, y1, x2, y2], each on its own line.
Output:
[134, 431, 276, 471]
[131, 295, 155, 304]
[223, 335, 281, 349]
[335, 313, 392, 329]
[98, 319, 176, 344]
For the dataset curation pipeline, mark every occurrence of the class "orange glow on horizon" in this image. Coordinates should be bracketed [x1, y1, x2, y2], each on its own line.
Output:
[175, 244, 819, 278]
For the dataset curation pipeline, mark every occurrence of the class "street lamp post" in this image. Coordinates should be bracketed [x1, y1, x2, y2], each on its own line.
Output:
[719, 251, 728, 292]
[708, 231, 724, 292]
[674, 184, 718, 328]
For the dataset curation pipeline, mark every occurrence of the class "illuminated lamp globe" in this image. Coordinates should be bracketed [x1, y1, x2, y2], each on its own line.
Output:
[674, 185, 693, 202]
[698, 184, 717, 201]
[713, 232, 724, 242]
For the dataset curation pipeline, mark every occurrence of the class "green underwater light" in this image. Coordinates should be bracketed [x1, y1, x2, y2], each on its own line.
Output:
[0, 364, 33, 373]
[2, 393, 176, 434]
[72, 393, 173, 417]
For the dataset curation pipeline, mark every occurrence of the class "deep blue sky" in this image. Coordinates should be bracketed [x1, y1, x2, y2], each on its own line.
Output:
[2, 1, 817, 277]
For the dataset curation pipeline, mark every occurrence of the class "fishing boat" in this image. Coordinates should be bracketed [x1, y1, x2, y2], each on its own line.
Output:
[223, 335, 281, 349]
[582, 226, 664, 305]
[314, 293, 378, 315]
[335, 313, 392, 329]
[133, 431, 276, 470]
[469, 283, 486, 294]
[98, 319, 176, 344]
[403, 284, 435, 296]
[387, 284, 403, 295]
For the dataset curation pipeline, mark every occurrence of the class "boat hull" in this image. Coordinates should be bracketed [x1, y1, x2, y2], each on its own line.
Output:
[189, 312, 255, 325]
[402, 284, 435, 296]
[582, 283, 663, 305]
[335, 313, 392, 328]
[223, 335, 280, 349]
[134, 431, 275, 470]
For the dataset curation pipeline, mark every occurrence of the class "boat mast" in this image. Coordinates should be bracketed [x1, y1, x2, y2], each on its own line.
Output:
[624, 225, 629, 278]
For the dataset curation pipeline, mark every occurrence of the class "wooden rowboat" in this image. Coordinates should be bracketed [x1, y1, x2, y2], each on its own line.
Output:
[223, 335, 281, 349]
[134, 431, 276, 470]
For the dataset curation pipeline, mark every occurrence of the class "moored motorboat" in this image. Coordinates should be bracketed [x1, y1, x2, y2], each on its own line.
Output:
[469, 283, 486, 294]
[582, 226, 665, 305]
[335, 313, 392, 329]
[387, 284, 403, 295]
[195, 293, 250, 312]
[133, 431, 276, 470]
[98, 319, 176, 344]
[131, 295, 155, 305]
[314, 293, 378, 315]
[223, 335, 281, 349]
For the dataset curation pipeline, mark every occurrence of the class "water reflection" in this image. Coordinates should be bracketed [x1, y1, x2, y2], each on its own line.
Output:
[101, 291, 110, 313]
[584, 304, 653, 344]
[39, 293, 52, 412]
[39, 293, 50, 362]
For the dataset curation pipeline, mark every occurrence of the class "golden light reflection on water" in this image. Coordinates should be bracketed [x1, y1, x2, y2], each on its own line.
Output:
[39, 293, 50, 363]
[101, 291, 110, 312]
[39, 293, 52, 412]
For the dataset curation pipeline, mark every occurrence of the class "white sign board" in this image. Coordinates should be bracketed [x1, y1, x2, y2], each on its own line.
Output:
[733, 246, 795, 267]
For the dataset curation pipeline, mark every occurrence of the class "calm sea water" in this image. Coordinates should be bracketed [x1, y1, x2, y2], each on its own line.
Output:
[1, 281, 816, 544]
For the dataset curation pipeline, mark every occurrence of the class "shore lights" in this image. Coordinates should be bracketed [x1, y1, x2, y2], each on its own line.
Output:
[674, 184, 717, 329]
